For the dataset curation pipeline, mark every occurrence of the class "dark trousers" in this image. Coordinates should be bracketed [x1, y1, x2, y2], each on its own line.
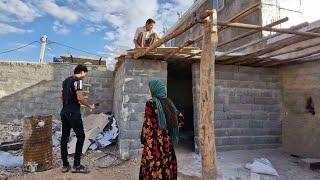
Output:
[60, 112, 85, 167]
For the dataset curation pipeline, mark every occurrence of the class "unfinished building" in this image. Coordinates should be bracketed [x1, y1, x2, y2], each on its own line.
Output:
[0, 0, 320, 174]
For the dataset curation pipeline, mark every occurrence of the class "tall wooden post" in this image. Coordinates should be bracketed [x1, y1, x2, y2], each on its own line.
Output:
[199, 10, 218, 179]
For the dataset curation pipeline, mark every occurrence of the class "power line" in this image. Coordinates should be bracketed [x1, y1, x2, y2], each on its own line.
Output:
[0, 41, 39, 55]
[48, 40, 106, 58]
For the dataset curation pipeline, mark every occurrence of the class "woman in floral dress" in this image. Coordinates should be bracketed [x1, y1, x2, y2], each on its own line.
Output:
[139, 80, 184, 180]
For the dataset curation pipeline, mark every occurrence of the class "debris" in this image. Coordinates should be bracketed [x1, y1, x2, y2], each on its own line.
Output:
[68, 113, 118, 154]
[299, 158, 320, 170]
[25, 162, 38, 173]
[245, 158, 279, 176]
[90, 114, 118, 149]
[7, 131, 23, 141]
[52, 137, 60, 147]
[0, 141, 23, 151]
[68, 127, 101, 154]
[37, 121, 45, 128]
[0, 151, 23, 168]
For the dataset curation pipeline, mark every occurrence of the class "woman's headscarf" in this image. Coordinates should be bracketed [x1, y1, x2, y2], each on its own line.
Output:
[148, 80, 179, 145]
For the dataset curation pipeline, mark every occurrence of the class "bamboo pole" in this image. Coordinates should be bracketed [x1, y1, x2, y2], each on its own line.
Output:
[218, 3, 262, 31]
[218, 17, 289, 47]
[199, 11, 218, 180]
[133, 10, 213, 59]
[217, 22, 320, 37]
[217, 22, 309, 58]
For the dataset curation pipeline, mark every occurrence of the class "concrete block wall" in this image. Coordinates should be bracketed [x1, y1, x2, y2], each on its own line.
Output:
[192, 63, 282, 152]
[0, 62, 114, 123]
[113, 58, 167, 159]
[279, 61, 320, 157]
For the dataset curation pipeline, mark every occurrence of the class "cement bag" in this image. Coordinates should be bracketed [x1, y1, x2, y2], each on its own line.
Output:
[245, 158, 279, 176]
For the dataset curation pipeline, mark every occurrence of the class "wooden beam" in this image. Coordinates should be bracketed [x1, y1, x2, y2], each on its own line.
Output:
[133, 10, 213, 59]
[217, 22, 309, 58]
[217, 22, 320, 38]
[186, 51, 202, 59]
[262, 48, 320, 67]
[219, 3, 262, 31]
[164, 36, 202, 60]
[199, 11, 218, 179]
[244, 40, 320, 65]
[218, 17, 288, 47]
[223, 35, 311, 64]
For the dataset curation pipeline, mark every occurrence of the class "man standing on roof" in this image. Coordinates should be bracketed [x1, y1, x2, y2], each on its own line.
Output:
[134, 18, 161, 48]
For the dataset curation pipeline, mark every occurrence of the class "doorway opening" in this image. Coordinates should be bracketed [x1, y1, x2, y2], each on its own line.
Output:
[167, 61, 194, 151]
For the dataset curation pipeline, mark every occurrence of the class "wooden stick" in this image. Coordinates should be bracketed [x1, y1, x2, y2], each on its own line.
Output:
[218, 22, 320, 37]
[218, 17, 288, 47]
[164, 37, 201, 60]
[133, 10, 213, 59]
[164, 31, 216, 60]
[243, 41, 320, 65]
[186, 51, 202, 59]
[223, 35, 311, 64]
[219, 3, 262, 31]
[199, 12, 218, 180]
[217, 22, 309, 58]
[263, 48, 320, 66]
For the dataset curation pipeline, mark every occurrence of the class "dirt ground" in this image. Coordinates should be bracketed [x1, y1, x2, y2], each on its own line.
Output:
[12, 146, 320, 180]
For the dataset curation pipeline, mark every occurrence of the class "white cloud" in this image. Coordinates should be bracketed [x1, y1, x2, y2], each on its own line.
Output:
[39, 0, 80, 24]
[53, 21, 70, 35]
[0, 0, 40, 23]
[104, 31, 116, 40]
[0, 23, 33, 34]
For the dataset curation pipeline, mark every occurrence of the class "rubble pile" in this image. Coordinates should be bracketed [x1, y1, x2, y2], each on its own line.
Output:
[0, 112, 119, 179]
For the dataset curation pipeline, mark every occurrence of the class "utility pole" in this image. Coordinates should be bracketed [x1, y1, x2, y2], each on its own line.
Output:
[39, 35, 47, 63]
[199, 10, 218, 179]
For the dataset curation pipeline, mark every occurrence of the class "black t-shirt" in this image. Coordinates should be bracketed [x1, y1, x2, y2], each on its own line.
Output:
[61, 76, 83, 113]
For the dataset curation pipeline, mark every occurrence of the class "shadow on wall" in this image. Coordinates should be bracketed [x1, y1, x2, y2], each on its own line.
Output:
[0, 80, 58, 123]
[0, 62, 114, 123]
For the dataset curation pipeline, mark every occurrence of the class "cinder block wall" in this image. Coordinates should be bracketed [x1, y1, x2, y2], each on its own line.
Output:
[0, 62, 114, 123]
[279, 61, 320, 158]
[192, 63, 282, 152]
[113, 58, 167, 159]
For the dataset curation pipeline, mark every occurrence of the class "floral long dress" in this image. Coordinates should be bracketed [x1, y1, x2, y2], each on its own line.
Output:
[139, 99, 184, 180]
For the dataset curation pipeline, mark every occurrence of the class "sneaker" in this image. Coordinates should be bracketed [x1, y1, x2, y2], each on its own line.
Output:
[61, 165, 71, 173]
[71, 165, 90, 174]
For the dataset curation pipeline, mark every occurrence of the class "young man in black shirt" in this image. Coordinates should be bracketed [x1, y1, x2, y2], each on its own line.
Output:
[60, 64, 95, 173]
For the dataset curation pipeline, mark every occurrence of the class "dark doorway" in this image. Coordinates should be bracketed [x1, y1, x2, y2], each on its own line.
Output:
[167, 61, 194, 151]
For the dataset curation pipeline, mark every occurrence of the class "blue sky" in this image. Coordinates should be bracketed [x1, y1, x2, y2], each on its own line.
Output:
[0, 0, 193, 63]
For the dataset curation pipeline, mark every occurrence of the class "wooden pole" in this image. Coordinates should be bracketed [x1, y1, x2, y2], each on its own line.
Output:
[217, 22, 309, 58]
[218, 17, 289, 47]
[164, 39, 198, 60]
[263, 48, 320, 67]
[242, 40, 320, 65]
[218, 3, 262, 31]
[186, 51, 202, 59]
[217, 22, 320, 38]
[133, 10, 213, 59]
[223, 35, 310, 64]
[199, 10, 218, 180]
[164, 31, 216, 60]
